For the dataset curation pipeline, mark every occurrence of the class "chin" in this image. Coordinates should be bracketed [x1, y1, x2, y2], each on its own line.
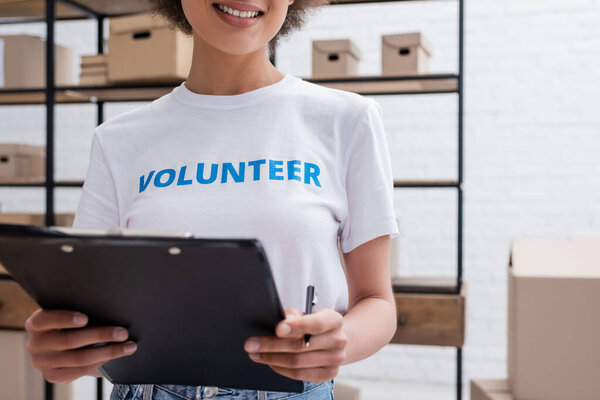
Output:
[211, 36, 269, 56]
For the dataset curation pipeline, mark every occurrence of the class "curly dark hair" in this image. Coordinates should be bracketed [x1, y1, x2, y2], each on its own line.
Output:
[146, 0, 330, 56]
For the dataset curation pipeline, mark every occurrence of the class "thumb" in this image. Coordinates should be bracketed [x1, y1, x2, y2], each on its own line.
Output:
[283, 307, 303, 319]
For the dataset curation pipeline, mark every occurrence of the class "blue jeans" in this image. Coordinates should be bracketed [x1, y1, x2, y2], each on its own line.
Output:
[110, 380, 335, 400]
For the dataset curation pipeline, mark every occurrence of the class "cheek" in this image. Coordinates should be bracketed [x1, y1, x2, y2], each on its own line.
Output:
[254, 4, 290, 40]
[180, 0, 206, 30]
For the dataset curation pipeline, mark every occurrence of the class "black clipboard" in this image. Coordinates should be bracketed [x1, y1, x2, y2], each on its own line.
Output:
[0, 223, 304, 393]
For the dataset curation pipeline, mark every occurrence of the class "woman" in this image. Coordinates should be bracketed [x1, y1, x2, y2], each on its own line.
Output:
[24, 0, 400, 398]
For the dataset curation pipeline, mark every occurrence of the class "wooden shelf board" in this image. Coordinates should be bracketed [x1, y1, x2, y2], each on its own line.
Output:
[64, 0, 149, 15]
[0, 0, 442, 21]
[56, 180, 84, 186]
[0, 85, 178, 104]
[0, 176, 45, 185]
[306, 75, 458, 95]
[392, 276, 459, 294]
[0, 75, 457, 104]
[0, 0, 147, 21]
[0, 179, 85, 186]
[0, 0, 84, 21]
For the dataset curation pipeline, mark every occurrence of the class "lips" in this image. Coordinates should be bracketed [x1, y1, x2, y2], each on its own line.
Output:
[212, 2, 264, 27]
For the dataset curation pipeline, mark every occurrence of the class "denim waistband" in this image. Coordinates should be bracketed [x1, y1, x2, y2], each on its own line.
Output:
[111, 379, 334, 400]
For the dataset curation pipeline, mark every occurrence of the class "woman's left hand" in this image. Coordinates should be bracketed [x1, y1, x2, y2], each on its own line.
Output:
[244, 307, 348, 382]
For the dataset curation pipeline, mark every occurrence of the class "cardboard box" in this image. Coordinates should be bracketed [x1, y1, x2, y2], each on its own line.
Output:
[79, 53, 108, 85]
[382, 32, 432, 76]
[333, 381, 360, 400]
[471, 379, 513, 400]
[0, 144, 45, 180]
[80, 73, 109, 86]
[107, 13, 193, 83]
[81, 65, 107, 76]
[0, 330, 72, 400]
[508, 237, 600, 400]
[81, 53, 107, 67]
[312, 39, 361, 79]
[0, 35, 74, 88]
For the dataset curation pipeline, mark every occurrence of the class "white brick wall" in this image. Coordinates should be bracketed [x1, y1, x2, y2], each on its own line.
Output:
[2, 0, 600, 399]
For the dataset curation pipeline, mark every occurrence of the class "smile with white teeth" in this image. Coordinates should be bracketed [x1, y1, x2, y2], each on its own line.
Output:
[216, 4, 262, 18]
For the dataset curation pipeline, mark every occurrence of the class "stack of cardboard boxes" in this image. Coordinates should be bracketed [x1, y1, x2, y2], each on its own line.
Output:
[79, 12, 193, 86]
[471, 237, 600, 400]
[79, 54, 108, 86]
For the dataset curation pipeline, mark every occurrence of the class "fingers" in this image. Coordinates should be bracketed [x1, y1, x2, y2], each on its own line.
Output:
[27, 326, 130, 353]
[24, 308, 139, 384]
[275, 309, 343, 338]
[269, 365, 339, 383]
[283, 308, 303, 319]
[31, 341, 137, 370]
[245, 329, 347, 354]
[249, 349, 345, 369]
[26, 309, 88, 332]
[42, 361, 105, 384]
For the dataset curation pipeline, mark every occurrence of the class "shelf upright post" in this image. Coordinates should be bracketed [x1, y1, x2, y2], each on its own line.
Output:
[95, 14, 106, 400]
[456, 0, 465, 399]
[44, 2, 56, 399]
[45, 0, 56, 228]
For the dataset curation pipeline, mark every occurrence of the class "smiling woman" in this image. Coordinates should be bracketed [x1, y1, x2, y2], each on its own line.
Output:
[22, 0, 400, 397]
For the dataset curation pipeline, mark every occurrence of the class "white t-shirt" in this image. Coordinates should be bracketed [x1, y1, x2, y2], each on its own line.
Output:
[72, 73, 399, 315]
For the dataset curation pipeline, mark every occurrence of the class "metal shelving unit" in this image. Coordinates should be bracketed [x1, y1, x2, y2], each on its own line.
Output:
[0, 0, 464, 398]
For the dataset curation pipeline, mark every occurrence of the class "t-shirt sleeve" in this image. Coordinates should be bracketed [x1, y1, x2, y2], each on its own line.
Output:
[72, 131, 120, 230]
[338, 98, 400, 253]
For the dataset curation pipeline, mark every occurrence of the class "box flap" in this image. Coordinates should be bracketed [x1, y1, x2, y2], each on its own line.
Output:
[510, 237, 600, 278]
[313, 39, 361, 59]
[382, 32, 432, 55]
[109, 13, 171, 35]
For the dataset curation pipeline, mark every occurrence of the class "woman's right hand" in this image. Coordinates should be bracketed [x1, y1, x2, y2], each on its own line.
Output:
[25, 308, 138, 383]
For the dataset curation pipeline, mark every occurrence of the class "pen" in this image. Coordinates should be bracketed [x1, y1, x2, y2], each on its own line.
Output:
[304, 285, 317, 347]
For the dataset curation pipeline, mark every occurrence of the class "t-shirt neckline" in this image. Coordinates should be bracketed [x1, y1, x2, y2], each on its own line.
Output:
[172, 73, 296, 110]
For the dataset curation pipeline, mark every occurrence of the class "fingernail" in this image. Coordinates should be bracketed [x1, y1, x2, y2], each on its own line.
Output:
[246, 339, 260, 352]
[124, 342, 137, 354]
[73, 313, 87, 325]
[278, 323, 291, 335]
[249, 353, 260, 360]
[113, 327, 128, 341]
